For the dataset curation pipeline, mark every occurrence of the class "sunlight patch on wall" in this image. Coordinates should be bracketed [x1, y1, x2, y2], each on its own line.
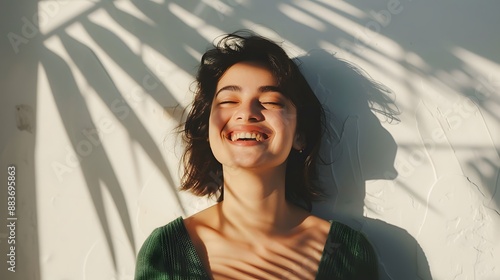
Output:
[196, 0, 235, 17]
[240, 19, 307, 56]
[278, 3, 326, 31]
[142, 44, 193, 108]
[86, 9, 143, 56]
[113, 0, 156, 26]
[316, 0, 367, 19]
[294, 0, 363, 38]
[168, 2, 225, 42]
[38, 0, 93, 34]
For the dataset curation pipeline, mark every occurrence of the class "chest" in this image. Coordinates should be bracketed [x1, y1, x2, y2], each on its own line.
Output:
[195, 230, 328, 280]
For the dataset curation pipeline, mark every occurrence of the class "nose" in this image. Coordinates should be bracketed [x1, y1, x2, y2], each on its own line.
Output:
[234, 100, 264, 122]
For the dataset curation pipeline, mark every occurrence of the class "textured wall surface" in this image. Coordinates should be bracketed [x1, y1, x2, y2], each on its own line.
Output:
[1, 0, 499, 279]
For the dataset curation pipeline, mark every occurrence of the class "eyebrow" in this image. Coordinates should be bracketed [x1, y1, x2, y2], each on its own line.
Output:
[215, 85, 282, 96]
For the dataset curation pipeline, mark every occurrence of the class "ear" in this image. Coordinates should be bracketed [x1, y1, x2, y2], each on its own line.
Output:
[293, 133, 306, 151]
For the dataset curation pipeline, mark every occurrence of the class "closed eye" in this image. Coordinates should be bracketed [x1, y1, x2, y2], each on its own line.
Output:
[261, 102, 284, 108]
[219, 100, 238, 105]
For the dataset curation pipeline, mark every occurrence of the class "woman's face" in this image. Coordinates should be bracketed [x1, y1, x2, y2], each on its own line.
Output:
[208, 62, 300, 171]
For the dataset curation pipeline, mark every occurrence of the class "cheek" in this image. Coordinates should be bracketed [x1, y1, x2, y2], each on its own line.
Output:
[208, 109, 228, 138]
[208, 113, 219, 138]
[281, 110, 298, 133]
[268, 111, 297, 140]
[285, 112, 297, 126]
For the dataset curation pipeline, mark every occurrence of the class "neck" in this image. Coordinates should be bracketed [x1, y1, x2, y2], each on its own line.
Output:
[217, 164, 304, 238]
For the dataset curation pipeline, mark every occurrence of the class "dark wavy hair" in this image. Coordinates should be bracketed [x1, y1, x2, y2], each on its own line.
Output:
[180, 31, 326, 210]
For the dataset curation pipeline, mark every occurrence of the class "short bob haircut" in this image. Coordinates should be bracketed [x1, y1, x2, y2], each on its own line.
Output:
[180, 31, 326, 210]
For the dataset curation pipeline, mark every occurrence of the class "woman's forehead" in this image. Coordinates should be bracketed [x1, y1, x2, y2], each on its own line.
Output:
[217, 62, 278, 89]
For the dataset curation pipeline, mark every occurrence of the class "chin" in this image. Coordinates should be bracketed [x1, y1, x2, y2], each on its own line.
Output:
[224, 160, 264, 170]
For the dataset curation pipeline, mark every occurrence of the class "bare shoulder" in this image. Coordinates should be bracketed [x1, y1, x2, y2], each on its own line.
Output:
[300, 214, 332, 242]
[284, 207, 332, 251]
[289, 206, 331, 234]
[183, 204, 220, 236]
[306, 214, 331, 228]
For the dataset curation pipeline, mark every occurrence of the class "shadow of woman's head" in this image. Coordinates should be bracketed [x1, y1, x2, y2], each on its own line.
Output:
[297, 50, 433, 280]
[295, 50, 400, 220]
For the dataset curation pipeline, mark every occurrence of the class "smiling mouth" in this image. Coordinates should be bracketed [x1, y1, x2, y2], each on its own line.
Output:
[229, 132, 269, 142]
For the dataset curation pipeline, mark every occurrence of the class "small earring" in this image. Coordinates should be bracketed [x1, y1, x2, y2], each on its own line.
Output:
[299, 149, 304, 153]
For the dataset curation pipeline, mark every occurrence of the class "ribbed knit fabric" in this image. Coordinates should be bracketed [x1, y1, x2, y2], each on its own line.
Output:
[315, 221, 378, 279]
[135, 217, 209, 279]
[135, 217, 378, 280]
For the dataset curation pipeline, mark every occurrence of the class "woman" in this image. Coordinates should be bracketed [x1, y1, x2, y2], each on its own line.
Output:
[135, 31, 378, 279]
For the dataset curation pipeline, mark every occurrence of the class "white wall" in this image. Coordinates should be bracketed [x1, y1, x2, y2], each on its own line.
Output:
[1, 0, 499, 279]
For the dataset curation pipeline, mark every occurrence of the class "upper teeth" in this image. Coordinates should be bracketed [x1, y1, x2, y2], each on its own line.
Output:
[231, 132, 264, 141]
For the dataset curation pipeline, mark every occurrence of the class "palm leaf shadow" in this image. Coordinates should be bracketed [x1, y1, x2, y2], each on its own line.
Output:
[37, 0, 220, 273]
[105, 0, 209, 75]
[56, 31, 186, 216]
[40, 24, 189, 270]
[40, 46, 125, 269]
[80, 17, 181, 114]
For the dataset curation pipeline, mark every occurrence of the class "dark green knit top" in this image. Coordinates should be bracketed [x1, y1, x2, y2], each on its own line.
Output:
[135, 217, 378, 279]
